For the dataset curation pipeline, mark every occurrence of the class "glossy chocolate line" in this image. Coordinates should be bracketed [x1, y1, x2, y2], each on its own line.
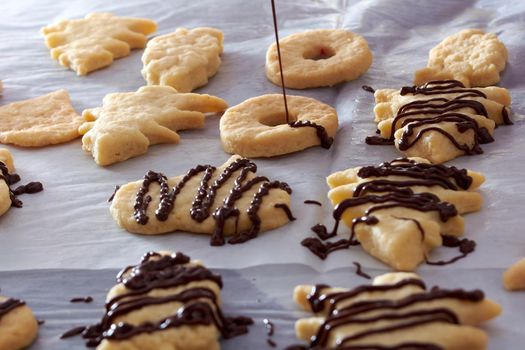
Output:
[60, 325, 86, 339]
[108, 185, 120, 202]
[426, 236, 476, 266]
[70, 296, 93, 303]
[275, 203, 296, 221]
[307, 278, 426, 314]
[362, 85, 375, 93]
[392, 216, 425, 241]
[289, 120, 334, 149]
[304, 199, 322, 206]
[0, 298, 25, 318]
[400, 80, 487, 98]
[271, 0, 290, 123]
[353, 261, 371, 279]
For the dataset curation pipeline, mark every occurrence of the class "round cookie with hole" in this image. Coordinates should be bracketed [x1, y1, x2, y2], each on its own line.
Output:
[219, 94, 338, 157]
[265, 29, 372, 89]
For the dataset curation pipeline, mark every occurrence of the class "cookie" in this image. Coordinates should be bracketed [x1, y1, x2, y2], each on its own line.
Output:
[142, 27, 223, 92]
[0, 148, 44, 217]
[265, 29, 372, 89]
[503, 258, 525, 291]
[220, 94, 338, 157]
[368, 80, 512, 163]
[79, 86, 227, 166]
[0, 90, 82, 147]
[414, 29, 508, 87]
[41, 12, 157, 75]
[61, 251, 252, 349]
[302, 157, 483, 270]
[0, 296, 39, 350]
[110, 155, 293, 245]
[292, 272, 501, 349]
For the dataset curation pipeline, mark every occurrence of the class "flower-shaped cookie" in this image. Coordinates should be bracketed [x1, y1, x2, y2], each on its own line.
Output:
[79, 86, 227, 166]
[41, 13, 157, 75]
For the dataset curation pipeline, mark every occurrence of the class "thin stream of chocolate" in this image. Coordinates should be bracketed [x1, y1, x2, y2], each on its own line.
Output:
[275, 203, 296, 221]
[352, 261, 371, 279]
[304, 199, 322, 206]
[362, 85, 375, 93]
[264, 318, 277, 347]
[70, 296, 93, 303]
[426, 235, 476, 266]
[270, 0, 289, 123]
[107, 185, 120, 202]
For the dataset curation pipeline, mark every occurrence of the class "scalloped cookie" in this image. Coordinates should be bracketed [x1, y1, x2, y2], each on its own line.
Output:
[110, 156, 293, 245]
[79, 86, 227, 166]
[266, 29, 372, 89]
[0, 90, 82, 147]
[414, 29, 508, 87]
[142, 27, 223, 92]
[41, 12, 157, 75]
[0, 296, 39, 350]
[292, 272, 501, 349]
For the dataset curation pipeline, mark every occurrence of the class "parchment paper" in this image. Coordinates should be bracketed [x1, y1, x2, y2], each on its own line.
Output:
[0, 0, 524, 348]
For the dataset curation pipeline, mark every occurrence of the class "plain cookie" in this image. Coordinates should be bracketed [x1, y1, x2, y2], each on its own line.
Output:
[414, 29, 508, 87]
[503, 258, 525, 291]
[0, 90, 82, 147]
[41, 12, 157, 75]
[0, 296, 39, 350]
[220, 94, 338, 157]
[292, 272, 501, 349]
[142, 27, 223, 92]
[79, 86, 227, 166]
[110, 156, 293, 245]
[266, 29, 372, 89]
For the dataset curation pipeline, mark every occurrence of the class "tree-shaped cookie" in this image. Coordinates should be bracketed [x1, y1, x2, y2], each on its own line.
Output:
[110, 156, 293, 245]
[302, 157, 483, 270]
[41, 13, 157, 75]
[142, 27, 224, 92]
[414, 29, 508, 87]
[78, 86, 227, 166]
[367, 80, 512, 163]
[291, 272, 501, 349]
[61, 251, 253, 349]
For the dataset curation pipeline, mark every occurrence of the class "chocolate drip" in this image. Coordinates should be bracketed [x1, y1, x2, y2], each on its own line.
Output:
[0, 298, 25, 318]
[62, 252, 253, 347]
[362, 85, 375, 93]
[289, 120, 334, 149]
[400, 80, 486, 98]
[426, 236, 476, 266]
[353, 261, 371, 280]
[0, 161, 43, 208]
[304, 199, 322, 206]
[271, 0, 290, 123]
[108, 185, 120, 202]
[133, 158, 292, 246]
[285, 344, 442, 350]
[365, 136, 395, 145]
[264, 318, 277, 347]
[275, 203, 296, 221]
[61, 325, 87, 339]
[70, 296, 93, 303]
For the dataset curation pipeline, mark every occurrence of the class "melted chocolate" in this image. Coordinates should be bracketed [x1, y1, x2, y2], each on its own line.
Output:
[264, 318, 277, 347]
[362, 85, 375, 93]
[399, 80, 486, 98]
[426, 236, 476, 266]
[70, 296, 93, 303]
[108, 185, 120, 202]
[61, 326, 87, 339]
[353, 261, 371, 279]
[275, 203, 296, 221]
[0, 161, 43, 208]
[0, 298, 25, 318]
[289, 120, 334, 149]
[270, 0, 290, 123]
[303, 277, 484, 349]
[62, 252, 253, 347]
[304, 199, 322, 206]
[133, 158, 292, 246]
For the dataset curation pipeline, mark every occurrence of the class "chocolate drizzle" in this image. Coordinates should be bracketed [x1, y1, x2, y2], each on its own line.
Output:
[366, 79, 511, 152]
[426, 235, 476, 266]
[0, 161, 43, 208]
[289, 120, 334, 149]
[132, 158, 292, 246]
[304, 200, 322, 206]
[275, 203, 296, 221]
[61, 252, 253, 347]
[264, 318, 277, 347]
[70, 296, 93, 303]
[352, 261, 371, 280]
[362, 85, 375, 93]
[298, 277, 485, 349]
[0, 298, 25, 318]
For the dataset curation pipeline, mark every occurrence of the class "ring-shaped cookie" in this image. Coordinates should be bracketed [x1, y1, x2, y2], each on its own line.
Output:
[220, 94, 338, 157]
[265, 29, 372, 89]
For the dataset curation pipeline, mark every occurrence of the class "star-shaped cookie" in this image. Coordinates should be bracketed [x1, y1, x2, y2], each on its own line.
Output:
[79, 86, 228, 166]
[41, 12, 157, 75]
